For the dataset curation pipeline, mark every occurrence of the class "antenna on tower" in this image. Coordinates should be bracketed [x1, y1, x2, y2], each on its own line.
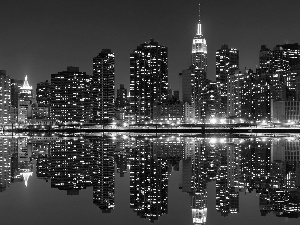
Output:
[198, 0, 201, 23]
[196, 0, 202, 36]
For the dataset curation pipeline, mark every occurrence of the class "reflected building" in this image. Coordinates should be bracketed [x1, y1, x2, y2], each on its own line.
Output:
[36, 154, 51, 181]
[50, 138, 92, 195]
[215, 139, 241, 217]
[1, 135, 300, 220]
[129, 139, 169, 222]
[16, 138, 33, 187]
[0, 138, 13, 192]
[115, 150, 127, 178]
[181, 138, 210, 224]
[91, 137, 116, 213]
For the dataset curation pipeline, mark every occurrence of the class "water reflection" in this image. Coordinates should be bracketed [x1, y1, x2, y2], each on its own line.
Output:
[0, 135, 300, 224]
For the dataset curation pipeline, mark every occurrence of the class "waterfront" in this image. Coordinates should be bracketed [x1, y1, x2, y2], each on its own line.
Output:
[0, 134, 300, 224]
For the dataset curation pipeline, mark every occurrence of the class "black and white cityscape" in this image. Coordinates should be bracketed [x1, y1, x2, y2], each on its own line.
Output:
[1, 0, 300, 225]
[1, 3, 300, 128]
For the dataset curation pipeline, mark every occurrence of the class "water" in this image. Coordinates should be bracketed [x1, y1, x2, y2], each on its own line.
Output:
[0, 134, 300, 225]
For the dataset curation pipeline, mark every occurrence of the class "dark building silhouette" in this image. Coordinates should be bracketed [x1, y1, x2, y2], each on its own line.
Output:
[115, 84, 129, 110]
[10, 78, 23, 109]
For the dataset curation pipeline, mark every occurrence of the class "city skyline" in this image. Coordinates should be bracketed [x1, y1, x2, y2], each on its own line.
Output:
[1, 0, 300, 92]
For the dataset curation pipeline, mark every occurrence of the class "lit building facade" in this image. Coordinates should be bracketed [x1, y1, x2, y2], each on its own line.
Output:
[202, 80, 219, 122]
[191, 4, 208, 122]
[216, 45, 239, 117]
[191, 4, 207, 71]
[130, 39, 168, 123]
[36, 80, 51, 107]
[92, 49, 115, 124]
[50, 138, 92, 195]
[272, 100, 300, 123]
[0, 138, 12, 192]
[115, 84, 129, 111]
[130, 139, 169, 222]
[18, 75, 33, 124]
[0, 70, 11, 125]
[227, 70, 244, 118]
[153, 103, 184, 124]
[50, 67, 92, 124]
[91, 137, 115, 213]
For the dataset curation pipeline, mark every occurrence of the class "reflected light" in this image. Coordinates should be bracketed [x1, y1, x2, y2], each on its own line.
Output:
[20, 172, 33, 187]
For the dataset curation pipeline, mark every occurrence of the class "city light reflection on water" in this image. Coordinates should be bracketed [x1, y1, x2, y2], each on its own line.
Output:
[0, 134, 300, 225]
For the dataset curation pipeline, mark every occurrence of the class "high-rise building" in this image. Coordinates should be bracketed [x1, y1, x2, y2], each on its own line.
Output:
[36, 80, 51, 107]
[203, 80, 219, 121]
[191, 3, 207, 71]
[259, 45, 273, 72]
[130, 39, 168, 123]
[0, 70, 11, 124]
[180, 3, 208, 123]
[50, 67, 92, 124]
[216, 44, 239, 117]
[92, 49, 115, 124]
[115, 84, 129, 110]
[18, 75, 33, 124]
[191, 3, 208, 122]
[10, 78, 23, 109]
[276, 43, 300, 69]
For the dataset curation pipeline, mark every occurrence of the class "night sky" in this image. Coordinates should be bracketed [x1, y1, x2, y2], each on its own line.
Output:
[1, 0, 300, 93]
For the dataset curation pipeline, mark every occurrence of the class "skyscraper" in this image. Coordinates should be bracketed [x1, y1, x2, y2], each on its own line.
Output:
[10, 78, 23, 109]
[189, 3, 210, 122]
[216, 44, 239, 117]
[115, 84, 129, 110]
[0, 70, 11, 124]
[36, 80, 51, 107]
[191, 3, 207, 72]
[18, 75, 33, 124]
[179, 2, 208, 123]
[92, 49, 115, 124]
[50, 67, 92, 124]
[130, 39, 168, 123]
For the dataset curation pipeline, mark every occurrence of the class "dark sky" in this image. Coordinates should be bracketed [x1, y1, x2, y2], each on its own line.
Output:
[1, 0, 300, 93]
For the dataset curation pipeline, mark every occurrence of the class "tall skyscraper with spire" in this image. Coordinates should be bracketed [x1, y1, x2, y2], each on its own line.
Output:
[180, 1, 208, 122]
[191, 2, 208, 72]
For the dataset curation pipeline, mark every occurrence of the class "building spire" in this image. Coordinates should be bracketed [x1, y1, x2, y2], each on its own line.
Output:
[197, 0, 202, 36]
[199, 1, 201, 23]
